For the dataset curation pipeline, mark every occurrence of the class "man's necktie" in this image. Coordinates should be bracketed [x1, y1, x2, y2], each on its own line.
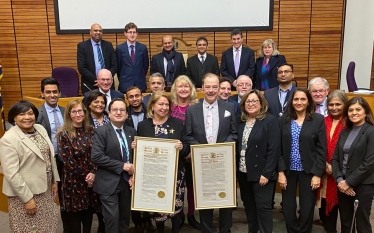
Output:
[96, 44, 105, 69]
[201, 56, 205, 64]
[115, 128, 130, 181]
[316, 104, 321, 114]
[205, 105, 214, 144]
[53, 109, 61, 130]
[234, 48, 240, 76]
[130, 45, 135, 64]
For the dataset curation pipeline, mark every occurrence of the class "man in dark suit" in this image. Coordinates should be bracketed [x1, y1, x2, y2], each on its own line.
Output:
[185, 73, 237, 233]
[142, 72, 165, 106]
[218, 77, 241, 115]
[228, 75, 253, 103]
[150, 35, 186, 88]
[116, 22, 149, 93]
[264, 63, 296, 118]
[35, 78, 69, 232]
[77, 23, 117, 93]
[82, 69, 124, 112]
[92, 98, 136, 233]
[186, 37, 219, 91]
[308, 77, 330, 117]
[220, 29, 255, 86]
[125, 86, 147, 130]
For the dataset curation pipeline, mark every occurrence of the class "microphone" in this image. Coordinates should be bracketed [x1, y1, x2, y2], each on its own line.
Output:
[350, 199, 359, 233]
[83, 83, 92, 91]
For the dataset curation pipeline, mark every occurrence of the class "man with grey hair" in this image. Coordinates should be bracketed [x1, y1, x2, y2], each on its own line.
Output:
[142, 72, 166, 106]
[228, 75, 253, 103]
[308, 77, 329, 116]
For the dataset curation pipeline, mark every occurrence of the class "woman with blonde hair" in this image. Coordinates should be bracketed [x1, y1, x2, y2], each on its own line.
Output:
[170, 75, 200, 229]
[254, 39, 287, 90]
[57, 99, 99, 233]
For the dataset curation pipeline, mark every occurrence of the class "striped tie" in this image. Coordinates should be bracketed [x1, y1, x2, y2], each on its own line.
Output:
[96, 44, 105, 69]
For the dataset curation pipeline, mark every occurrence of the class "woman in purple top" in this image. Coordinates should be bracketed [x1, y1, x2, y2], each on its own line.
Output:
[170, 75, 199, 229]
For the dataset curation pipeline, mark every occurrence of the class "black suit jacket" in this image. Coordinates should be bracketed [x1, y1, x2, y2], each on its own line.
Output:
[332, 123, 374, 187]
[264, 84, 296, 118]
[36, 105, 65, 139]
[137, 117, 189, 172]
[150, 52, 186, 83]
[236, 114, 280, 181]
[186, 53, 219, 88]
[125, 103, 147, 129]
[220, 46, 255, 83]
[77, 39, 117, 93]
[278, 113, 327, 177]
[91, 123, 136, 195]
[254, 55, 287, 90]
[185, 100, 237, 145]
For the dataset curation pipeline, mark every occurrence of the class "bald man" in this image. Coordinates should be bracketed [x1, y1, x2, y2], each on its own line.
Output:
[77, 23, 117, 93]
[150, 35, 186, 88]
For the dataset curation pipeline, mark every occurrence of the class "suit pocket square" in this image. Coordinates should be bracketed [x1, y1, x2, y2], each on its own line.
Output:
[224, 110, 231, 117]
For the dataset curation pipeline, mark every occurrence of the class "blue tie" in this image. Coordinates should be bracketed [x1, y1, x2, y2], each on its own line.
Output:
[116, 128, 130, 181]
[96, 44, 105, 69]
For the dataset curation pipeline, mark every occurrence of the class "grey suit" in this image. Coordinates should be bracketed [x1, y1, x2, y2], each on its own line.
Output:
[184, 99, 237, 233]
[91, 123, 136, 233]
[36, 104, 65, 139]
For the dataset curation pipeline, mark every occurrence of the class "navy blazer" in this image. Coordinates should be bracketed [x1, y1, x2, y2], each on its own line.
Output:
[278, 113, 327, 177]
[116, 42, 149, 93]
[264, 84, 296, 118]
[254, 55, 287, 90]
[77, 39, 117, 93]
[186, 53, 219, 88]
[92, 123, 136, 195]
[332, 123, 374, 187]
[82, 89, 124, 107]
[185, 100, 237, 145]
[150, 52, 186, 83]
[228, 94, 239, 103]
[236, 114, 280, 181]
[220, 46, 255, 83]
[137, 117, 189, 172]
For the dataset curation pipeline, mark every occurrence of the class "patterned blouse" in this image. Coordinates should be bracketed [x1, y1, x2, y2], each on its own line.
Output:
[239, 120, 256, 173]
[171, 105, 188, 124]
[92, 114, 110, 128]
[290, 120, 304, 171]
[58, 126, 99, 212]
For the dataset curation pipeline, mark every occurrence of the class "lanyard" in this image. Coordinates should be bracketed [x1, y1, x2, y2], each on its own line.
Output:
[115, 129, 130, 162]
[278, 90, 290, 116]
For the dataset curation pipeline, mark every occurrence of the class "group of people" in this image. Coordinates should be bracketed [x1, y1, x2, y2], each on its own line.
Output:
[0, 23, 374, 233]
[78, 22, 287, 95]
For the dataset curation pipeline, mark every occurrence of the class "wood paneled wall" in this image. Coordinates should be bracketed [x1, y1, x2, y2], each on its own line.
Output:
[0, 0, 345, 120]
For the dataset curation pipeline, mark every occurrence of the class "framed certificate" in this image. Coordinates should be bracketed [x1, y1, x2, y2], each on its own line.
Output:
[131, 136, 179, 213]
[191, 142, 236, 209]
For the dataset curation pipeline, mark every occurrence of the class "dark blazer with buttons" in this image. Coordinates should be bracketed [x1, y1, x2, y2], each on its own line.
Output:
[91, 123, 136, 195]
[236, 114, 280, 181]
[264, 84, 296, 118]
[220, 46, 255, 83]
[332, 122, 374, 187]
[186, 53, 220, 88]
[278, 113, 327, 177]
[254, 55, 287, 90]
[137, 117, 189, 172]
[37, 105, 65, 139]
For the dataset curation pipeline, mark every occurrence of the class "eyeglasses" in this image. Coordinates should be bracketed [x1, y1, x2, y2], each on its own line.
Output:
[310, 90, 326, 94]
[237, 83, 252, 88]
[245, 99, 260, 105]
[110, 108, 126, 113]
[69, 109, 84, 115]
[277, 70, 293, 75]
[99, 78, 112, 83]
[127, 94, 141, 100]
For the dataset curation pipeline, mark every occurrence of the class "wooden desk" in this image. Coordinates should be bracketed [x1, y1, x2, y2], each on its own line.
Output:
[346, 93, 374, 110]
[24, 96, 84, 108]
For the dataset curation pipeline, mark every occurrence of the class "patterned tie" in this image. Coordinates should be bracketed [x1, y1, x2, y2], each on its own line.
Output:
[130, 45, 135, 64]
[201, 55, 205, 64]
[96, 44, 105, 69]
[205, 105, 214, 143]
[115, 128, 130, 181]
[316, 104, 321, 114]
[234, 48, 240, 76]
[53, 109, 61, 130]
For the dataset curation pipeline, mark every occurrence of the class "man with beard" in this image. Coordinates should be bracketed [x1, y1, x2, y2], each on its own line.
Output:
[125, 86, 147, 130]
[150, 35, 186, 89]
[77, 23, 117, 93]
[228, 75, 253, 103]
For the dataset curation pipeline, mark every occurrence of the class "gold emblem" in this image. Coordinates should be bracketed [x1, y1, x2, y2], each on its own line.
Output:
[153, 147, 159, 154]
[169, 129, 175, 134]
[218, 192, 226, 198]
[158, 191, 165, 198]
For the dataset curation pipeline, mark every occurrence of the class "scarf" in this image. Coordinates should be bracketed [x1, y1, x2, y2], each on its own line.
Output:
[162, 48, 176, 85]
[322, 115, 345, 215]
[261, 57, 271, 90]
